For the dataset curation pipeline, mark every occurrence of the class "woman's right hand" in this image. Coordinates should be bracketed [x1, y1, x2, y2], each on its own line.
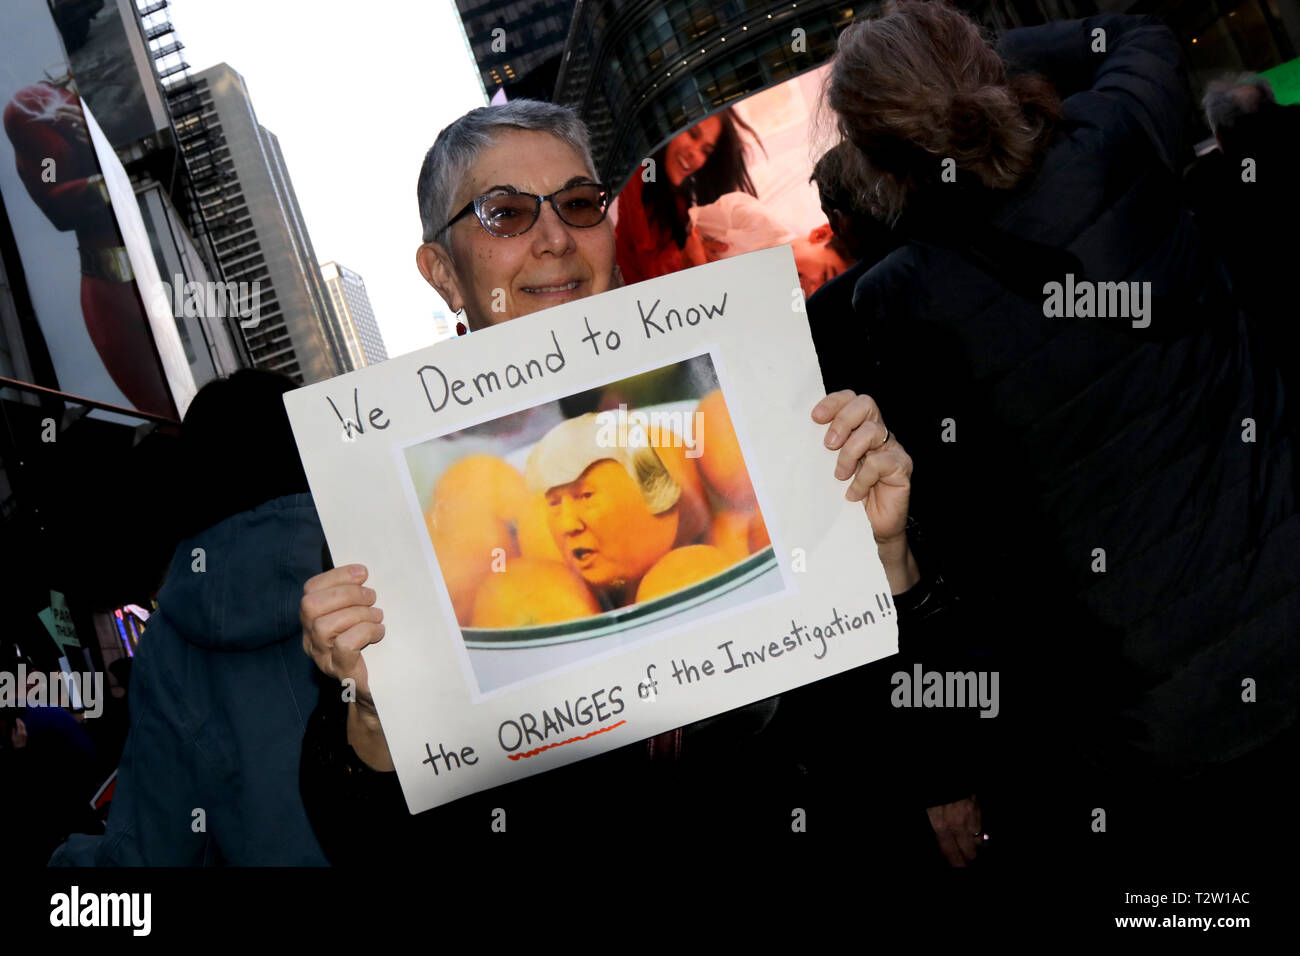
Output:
[301, 565, 393, 769]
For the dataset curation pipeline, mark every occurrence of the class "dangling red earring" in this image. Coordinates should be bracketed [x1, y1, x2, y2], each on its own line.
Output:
[456, 321, 467, 336]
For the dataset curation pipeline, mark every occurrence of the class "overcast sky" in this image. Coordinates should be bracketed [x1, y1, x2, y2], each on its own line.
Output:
[169, 0, 487, 357]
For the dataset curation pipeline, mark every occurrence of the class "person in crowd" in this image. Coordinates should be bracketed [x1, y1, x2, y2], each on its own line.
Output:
[1, 653, 104, 865]
[301, 100, 984, 864]
[805, 141, 901, 331]
[614, 107, 764, 283]
[50, 369, 330, 866]
[821, 1, 1298, 868]
[1185, 73, 1300, 372]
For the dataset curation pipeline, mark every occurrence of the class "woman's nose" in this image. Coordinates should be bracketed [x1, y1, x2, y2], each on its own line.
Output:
[532, 200, 576, 254]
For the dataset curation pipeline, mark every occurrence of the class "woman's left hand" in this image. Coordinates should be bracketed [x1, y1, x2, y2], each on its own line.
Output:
[681, 227, 708, 267]
[812, 390, 920, 592]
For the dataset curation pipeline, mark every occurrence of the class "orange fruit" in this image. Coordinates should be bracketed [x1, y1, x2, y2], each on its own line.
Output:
[516, 491, 563, 562]
[426, 509, 515, 626]
[748, 508, 770, 552]
[426, 455, 528, 626]
[429, 454, 529, 531]
[635, 545, 730, 602]
[696, 390, 756, 509]
[651, 432, 710, 545]
[470, 558, 601, 628]
[707, 509, 754, 562]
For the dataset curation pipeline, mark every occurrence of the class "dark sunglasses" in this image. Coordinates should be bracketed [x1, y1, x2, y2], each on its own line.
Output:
[438, 183, 610, 239]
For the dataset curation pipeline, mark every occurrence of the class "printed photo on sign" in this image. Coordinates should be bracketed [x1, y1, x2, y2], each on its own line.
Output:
[400, 352, 783, 694]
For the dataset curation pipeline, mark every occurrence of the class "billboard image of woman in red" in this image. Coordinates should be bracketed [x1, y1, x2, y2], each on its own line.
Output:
[615, 106, 764, 284]
[611, 68, 863, 301]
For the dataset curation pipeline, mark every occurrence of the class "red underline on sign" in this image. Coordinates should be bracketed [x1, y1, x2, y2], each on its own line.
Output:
[506, 720, 628, 760]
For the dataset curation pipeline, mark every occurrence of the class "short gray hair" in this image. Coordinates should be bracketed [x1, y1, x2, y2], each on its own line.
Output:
[1203, 73, 1277, 136]
[417, 100, 597, 244]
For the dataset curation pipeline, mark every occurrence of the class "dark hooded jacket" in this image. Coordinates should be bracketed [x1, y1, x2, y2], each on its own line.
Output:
[814, 15, 1298, 776]
[51, 494, 328, 865]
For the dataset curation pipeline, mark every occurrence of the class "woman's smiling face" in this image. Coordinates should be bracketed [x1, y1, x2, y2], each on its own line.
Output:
[663, 115, 723, 187]
[430, 129, 617, 329]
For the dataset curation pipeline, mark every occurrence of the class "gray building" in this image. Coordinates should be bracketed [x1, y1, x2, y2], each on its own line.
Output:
[320, 261, 388, 367]
[137, 181, 242, 381]
[183, 63, 350, 384]
[453, 0, 573, 99]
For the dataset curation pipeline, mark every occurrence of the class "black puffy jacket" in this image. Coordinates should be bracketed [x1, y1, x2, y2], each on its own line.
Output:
[814, 15, 1298, 775]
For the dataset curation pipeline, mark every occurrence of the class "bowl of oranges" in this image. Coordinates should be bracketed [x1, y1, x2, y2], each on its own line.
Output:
[421, 389, 777, 649]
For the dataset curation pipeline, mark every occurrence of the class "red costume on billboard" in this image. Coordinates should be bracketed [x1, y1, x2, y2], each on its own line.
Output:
[3, 81, 176, 417]
[614, 173, 690, 284]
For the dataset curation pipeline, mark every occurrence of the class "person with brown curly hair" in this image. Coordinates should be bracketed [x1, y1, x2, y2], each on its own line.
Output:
[819, 1, 1298, 871]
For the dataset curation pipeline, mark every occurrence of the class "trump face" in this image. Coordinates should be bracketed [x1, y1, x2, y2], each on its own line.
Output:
[545, 459, 678, 597]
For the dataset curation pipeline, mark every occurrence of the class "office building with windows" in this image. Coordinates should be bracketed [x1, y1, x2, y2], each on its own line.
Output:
[181, 63, 350, 384]
[454, 0, 574, 99]
[552, 0, 1300, 193]
[321, 261, 388, 368]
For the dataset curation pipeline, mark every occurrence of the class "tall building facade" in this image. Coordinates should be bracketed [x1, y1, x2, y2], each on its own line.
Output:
[546, 0, 1299, 192]
[554, 1, 869, 191]
[454, 0, 574, 99]
[320, 261, 388, 368]
[183, 63, 350, 384]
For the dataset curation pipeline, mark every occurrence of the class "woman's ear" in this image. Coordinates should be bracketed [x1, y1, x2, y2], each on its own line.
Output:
[416, 242, 464, 313]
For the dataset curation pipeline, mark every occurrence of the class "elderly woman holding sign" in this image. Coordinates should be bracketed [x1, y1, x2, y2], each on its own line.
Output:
[297, 101, 977, 864]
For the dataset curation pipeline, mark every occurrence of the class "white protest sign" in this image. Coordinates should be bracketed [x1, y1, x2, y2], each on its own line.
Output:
[284, 245, 898, 813]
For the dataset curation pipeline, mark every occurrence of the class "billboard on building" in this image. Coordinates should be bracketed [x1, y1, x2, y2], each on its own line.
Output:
[53, 0, 166, 149]
[0, 0, 194, 419]
[613, 65, 857, 301]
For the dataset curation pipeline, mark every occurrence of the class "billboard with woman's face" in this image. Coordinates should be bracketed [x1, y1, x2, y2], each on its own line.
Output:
[613, 64, 858, 301]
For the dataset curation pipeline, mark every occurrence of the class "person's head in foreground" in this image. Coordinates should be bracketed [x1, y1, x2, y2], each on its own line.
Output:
[178, 368, 310, 539]
[525, 413, 681, 604]
[810, 140, 895, 264]
[827, 0, 1060, 223]
[1202, 73, 1278, 155]
[415, 100, 617, 331]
